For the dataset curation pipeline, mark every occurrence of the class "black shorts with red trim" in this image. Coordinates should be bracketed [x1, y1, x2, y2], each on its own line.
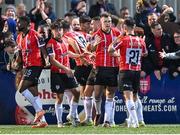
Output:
[86, 67, 96, 85]
[94, 66, 119, 87]
[23, 66, 42, 85]
[74, 65, 92, 86]
[51, 72, 78, 94]
[119, 70, 140, 94]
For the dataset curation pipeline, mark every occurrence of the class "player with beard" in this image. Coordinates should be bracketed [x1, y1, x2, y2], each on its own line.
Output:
[66, 16, 95, 125]
[15, 16, 48, 128]
[91, 12, 120, 127]
[108, 17, 147, 128]
[81, 16, 101, 126]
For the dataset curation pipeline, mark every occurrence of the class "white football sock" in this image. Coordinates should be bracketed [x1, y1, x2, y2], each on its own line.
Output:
[70, 101, 78, 118]
[94, 98, 102, 115]
[64, 91, 73, 104]
[34, 96, 43, 111]
[55, 103, 63, 124]
[84, 96, 93, 120]
[135, 98, 144, 122]
[110, 99, 115, 124]
[21, 89, 41, 112]
[104, 98, 113, 123]
[40, 116, 47, 122]
[126, 100, 138, 124]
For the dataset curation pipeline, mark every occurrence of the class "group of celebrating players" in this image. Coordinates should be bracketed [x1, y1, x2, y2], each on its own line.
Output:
[14, 12, 147, 128]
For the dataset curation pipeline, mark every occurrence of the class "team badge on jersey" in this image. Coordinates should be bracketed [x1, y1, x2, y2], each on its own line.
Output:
[55, 85, 60, 90]
[27, 39, 30, 45]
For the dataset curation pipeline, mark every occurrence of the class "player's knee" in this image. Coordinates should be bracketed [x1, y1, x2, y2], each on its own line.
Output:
[55, 98, 63, 104]
[72, 89, 80, 98]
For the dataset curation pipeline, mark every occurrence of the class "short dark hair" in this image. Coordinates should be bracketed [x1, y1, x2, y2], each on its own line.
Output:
[120, 6, 128, 12]
[100, 12, 110, 18]
[174, 29, 180, 35]
[124, 17, 135, 28]
[92, 16, 100, 21]
[148, 12, 157, 17]
[4, 39, 16, 48]
[44, 2, 53, 12]
[111, 15, 119, 26]
[64, 12, 76, 18]
[150, 22, 161, 29]
[79, 15, 91, 24]
[61, 20, 70, 29]
[50, 21, 62, 30]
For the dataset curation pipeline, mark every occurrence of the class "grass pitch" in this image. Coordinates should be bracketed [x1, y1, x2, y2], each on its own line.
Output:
[0, 124, 180, 134]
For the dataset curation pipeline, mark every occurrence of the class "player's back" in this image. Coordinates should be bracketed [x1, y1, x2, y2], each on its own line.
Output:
[119, 35, 147, 71]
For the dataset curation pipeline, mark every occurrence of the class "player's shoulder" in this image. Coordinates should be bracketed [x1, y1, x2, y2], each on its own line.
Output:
[111, 27, 121, 34]
[46, 38, 56, 46]
[29, 29, 38, 35]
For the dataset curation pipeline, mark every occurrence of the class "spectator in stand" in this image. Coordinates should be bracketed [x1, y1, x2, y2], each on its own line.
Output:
[143, 22, 171, 80]
[89, 0, 117, 18]
[16, 3, 35, 29]
[160, 30, 180, 79]
[158, 5, 179, 35]
[0, 0, 4, 31]
[134, 0, 154, 28]
[0, 39, 16, 72]
[160, 5, 176, 22]
[149, 0, 162, 16]
[29, 0, 56, 30]
[177, 10, 180, 26]
[2, 18, 17, 40]
[4, 4, 16, 20]
[16, 3, 29, 18]
[160, 50, 180, 59]
[144, 12, 158, 37]
[70, 0, 87, 17]
[0, 4, 16, 32]
[119, 7, 130, 19]
[0, 32, 4, 51]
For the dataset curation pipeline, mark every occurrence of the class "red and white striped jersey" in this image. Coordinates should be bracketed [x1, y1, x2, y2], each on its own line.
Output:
[46, 38, 69, 73]
[16, 29, 44, 68]
[63, 31, 93, 66]
[115, 35, 147, 71]
[93, 27, 120, 67]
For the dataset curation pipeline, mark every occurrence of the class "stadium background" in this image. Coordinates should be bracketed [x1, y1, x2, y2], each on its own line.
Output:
[1, 0, 180, 18]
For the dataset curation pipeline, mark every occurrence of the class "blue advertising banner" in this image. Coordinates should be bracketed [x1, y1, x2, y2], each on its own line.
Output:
[0, 71, 16, 124]
[114, 74, 180, 124]
[0, 69, 180, 124]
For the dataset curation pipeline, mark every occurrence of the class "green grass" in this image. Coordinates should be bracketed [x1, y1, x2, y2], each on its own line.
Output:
[0, 125, 180, 134]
